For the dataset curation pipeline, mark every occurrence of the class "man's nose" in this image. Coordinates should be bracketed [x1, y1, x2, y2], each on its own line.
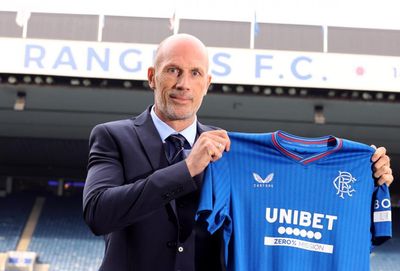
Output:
[176, 72, 191, 90]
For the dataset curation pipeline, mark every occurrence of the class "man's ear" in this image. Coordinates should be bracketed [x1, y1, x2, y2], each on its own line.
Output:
[147, 67, 155, 89]
[204, 74, 212, 96]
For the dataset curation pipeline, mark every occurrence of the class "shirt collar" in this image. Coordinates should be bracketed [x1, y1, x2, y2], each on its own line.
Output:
[150, 105, 197, 147]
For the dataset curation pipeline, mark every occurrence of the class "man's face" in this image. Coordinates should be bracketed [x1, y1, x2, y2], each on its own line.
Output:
[148, 37, 211, 125]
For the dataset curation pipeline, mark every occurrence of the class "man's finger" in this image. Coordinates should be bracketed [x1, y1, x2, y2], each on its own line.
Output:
[377, 174, 394, 186]
[373, 166, 392, 179]
[201, 130, 231, 152]
[371, 146, 387, 162]
[373, 155, 391, 171]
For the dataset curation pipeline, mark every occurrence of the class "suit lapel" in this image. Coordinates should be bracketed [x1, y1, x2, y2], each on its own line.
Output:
[132, 107, 179, 221]
[132, 108, 215, 171]
[132, 108, 215, 219]
[132, 106, 169, 171]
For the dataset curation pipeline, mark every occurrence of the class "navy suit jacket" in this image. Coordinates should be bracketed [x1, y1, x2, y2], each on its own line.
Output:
[83, 107, 224, 271]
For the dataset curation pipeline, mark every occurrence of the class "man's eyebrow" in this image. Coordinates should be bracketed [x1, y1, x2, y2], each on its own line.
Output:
[164, 63, 179, 67]
[162, 64, 180, 70]
[163, 63, 205, 72]
[191, 67, 205, 72]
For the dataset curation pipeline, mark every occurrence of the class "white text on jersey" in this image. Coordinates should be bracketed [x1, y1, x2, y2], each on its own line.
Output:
[265, 208, 338, 230]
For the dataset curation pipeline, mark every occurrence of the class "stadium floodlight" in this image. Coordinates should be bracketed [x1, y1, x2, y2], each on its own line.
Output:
[142, 81, 149, 89]
[70, 79, 80, 86]
[362, 92, 372, 100]
[23, 76, 32, 83]
[263, 87, 272, 95]
[8, 76, 17, 84]
[288, 87, 297, 96]
[82, 79, 91, 86]
[99, 79, 108, 87]
[351, 91, 360, 99]
[375, 93, 384, 100]
[388, 94, 396, 101]
[327, 90, 336, 97]
[299, 89, 308, 96]
[222, 85, 232, 93]
[251, 86, 260, 94]
[274, 87, 284, 95]
[235, 85, 245, 93]
[34, 76, 43, 84]
[123, 81, 132, 88]
[45, 76, 54, 84]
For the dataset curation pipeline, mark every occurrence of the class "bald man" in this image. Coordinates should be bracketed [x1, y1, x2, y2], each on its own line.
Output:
[83, 34, 229, 271]
[83, 34, 393, 271]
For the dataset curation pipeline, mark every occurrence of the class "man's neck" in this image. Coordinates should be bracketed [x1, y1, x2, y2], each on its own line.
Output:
[154, 109, 196, 132]
[165, 119, 195, 132]
[150, 106, 197, 146]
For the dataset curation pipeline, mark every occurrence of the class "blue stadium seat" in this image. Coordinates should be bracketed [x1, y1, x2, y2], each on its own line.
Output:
[0, 193, 35, 252]
[28, 195, 103, 271]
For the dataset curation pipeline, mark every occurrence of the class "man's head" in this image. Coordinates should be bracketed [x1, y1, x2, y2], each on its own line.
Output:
[148, 34, 211, 131]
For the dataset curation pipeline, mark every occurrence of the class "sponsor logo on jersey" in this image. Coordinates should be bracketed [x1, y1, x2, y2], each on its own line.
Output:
[374, 198, 392, 222]
[264, 237, 334, 254]
[264, 207, 338, 254]
[333, 171, 356, 199]
[253, 172, 274, 188]
[265, 208, 338, 231]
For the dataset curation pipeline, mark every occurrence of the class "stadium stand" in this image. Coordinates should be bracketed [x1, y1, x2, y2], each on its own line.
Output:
[27, 195, 104, 271]
[0, 193, 35, 252]
[1, 191, 396, 270]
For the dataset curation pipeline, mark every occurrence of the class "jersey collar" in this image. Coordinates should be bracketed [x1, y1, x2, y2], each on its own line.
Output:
[271, 130, 343, 165]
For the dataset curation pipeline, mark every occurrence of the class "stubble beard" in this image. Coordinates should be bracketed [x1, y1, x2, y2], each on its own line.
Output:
[156, 97, 195, 122]
[163, 103, 194, 121]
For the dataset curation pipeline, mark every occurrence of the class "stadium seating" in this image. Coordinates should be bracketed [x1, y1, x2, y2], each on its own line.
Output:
[0, 194, 34, 252]
[28, 195, 103, 271]
[1, 191, 398, 270]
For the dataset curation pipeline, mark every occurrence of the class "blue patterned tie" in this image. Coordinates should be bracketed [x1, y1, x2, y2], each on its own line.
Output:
[165, 134, 191, 164]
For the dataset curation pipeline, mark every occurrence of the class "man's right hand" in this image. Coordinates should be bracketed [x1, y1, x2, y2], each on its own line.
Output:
[185, 130, 231, 177]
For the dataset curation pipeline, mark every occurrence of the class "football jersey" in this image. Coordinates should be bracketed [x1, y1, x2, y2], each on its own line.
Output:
[196, 131, 392, 271]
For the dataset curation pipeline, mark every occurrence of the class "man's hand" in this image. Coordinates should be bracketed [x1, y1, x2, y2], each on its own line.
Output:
[185, 130, 231, 177]
[371, 145, 394, 186]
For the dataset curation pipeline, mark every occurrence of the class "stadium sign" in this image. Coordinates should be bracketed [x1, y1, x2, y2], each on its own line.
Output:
[1, 37, 400, 92]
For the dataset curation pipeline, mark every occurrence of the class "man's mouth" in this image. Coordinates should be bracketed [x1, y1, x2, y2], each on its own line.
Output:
[170, 94, 192, 103]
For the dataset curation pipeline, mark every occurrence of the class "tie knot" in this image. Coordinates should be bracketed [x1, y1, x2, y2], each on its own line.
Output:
[166, 134, 190, 150]
[165, 134, 191, 164]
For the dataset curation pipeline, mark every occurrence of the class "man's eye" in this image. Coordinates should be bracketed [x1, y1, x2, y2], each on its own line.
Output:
[167, 68, 179, 74]
[192, 70, 201, 76]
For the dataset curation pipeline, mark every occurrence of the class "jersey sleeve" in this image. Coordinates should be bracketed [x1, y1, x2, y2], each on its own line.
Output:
[371, 184, 392, 246]
[196, 156, 231, 235]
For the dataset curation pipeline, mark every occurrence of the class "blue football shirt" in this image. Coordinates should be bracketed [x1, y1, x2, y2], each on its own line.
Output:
[196, 131, 392, 271]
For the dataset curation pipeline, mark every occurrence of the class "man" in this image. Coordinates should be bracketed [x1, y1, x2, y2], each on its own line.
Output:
[83, 34, 393, 271]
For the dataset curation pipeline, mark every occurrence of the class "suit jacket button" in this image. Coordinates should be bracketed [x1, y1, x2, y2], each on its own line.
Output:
[177, 246, 184, 253]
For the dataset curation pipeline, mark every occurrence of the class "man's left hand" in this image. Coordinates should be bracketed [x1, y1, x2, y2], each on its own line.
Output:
[371, 145, 394, 186]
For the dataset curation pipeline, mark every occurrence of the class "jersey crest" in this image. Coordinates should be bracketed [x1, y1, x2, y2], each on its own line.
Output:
[333, 171, 356, 199]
